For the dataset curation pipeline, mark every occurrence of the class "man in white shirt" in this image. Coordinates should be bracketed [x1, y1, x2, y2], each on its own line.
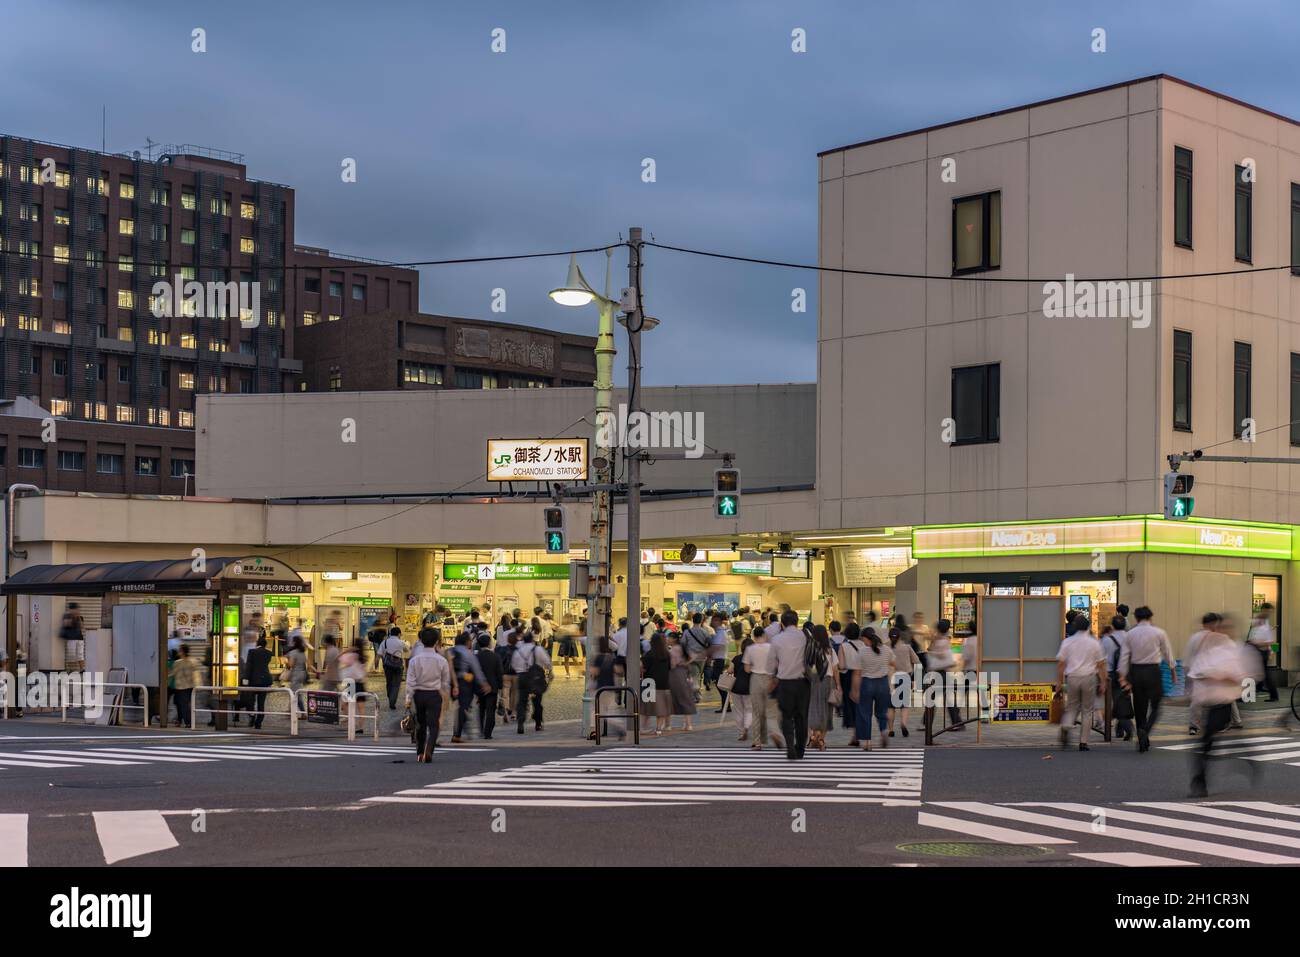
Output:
[378, 627, 408, 710]
[1118, 605, 1175, 752]
[405, 628, 452, 761]
[767, 611, 811, 760]
[1056, 619, 1107, 750]
[1247, 603, 1279, 701]
[743, 628, 782, 752]
[511, 632, 553, 734]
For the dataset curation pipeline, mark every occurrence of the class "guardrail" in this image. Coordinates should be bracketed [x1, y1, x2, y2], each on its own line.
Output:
[189, 685, 298, 736]
[923, 671, 982, 745]
[296, 685, 381, 741]
[593, 685, 640, 746]
[58, 679, 150, 727]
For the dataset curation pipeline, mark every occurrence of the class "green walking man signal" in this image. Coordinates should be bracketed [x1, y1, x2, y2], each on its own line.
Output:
[543, 505, 567, 553]
[714, 468, 740, 519]
[1163, 472, 1195, 521]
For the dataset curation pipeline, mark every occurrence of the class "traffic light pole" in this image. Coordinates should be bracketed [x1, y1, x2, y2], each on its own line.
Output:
[624, 227, 644, 708]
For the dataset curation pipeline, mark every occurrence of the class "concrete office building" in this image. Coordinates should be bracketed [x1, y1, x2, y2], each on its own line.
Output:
[818, 74, 1300, 665]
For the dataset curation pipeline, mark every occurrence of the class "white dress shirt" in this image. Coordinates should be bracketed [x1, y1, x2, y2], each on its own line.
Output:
[1057, 632, 1104, 677]
[1118, 621, 1174, 677]
[406, 650, 450, 700]
[769, 626, 810, 680]
[511, 642, 552, 674]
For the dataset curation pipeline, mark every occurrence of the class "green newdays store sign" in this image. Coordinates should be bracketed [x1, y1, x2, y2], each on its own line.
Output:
[445, 564, 570, 581]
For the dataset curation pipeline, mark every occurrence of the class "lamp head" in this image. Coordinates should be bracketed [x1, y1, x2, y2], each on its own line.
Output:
[549, 254, 595, 307]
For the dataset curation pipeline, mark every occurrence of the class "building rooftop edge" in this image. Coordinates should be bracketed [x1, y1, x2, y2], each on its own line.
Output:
[817, 74, 1300, 158]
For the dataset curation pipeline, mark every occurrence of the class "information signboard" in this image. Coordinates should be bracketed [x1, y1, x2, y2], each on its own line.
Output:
[990, 683, 1054, 723]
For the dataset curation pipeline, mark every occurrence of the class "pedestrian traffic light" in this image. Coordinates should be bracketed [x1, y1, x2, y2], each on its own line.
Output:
[543, 505, 567, 553]
[1163, 472, 1195, 520]
[714, 468, 740, 518]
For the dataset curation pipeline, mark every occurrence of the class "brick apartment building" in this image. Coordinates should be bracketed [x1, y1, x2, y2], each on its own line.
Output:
[0, 135, 595, 492]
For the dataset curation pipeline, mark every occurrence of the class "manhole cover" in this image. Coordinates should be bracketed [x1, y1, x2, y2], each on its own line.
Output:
[50, 780, 167, 789]
[897, 841, 1053, 859]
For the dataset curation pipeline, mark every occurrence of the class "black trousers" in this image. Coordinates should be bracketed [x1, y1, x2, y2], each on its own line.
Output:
[1128, 663, 1163, 737]
[776, 678, 810, 759]
[413, 690, 443, 757]
[247, 686, 270, 728]
[455, 677, 476, 737]
[517, 680, 544, 731]
[1255, 645, 1278, 699]
[383, 665, 404, 709]
[1193, 702, 1233, 787]
[478, 690, 498, 739]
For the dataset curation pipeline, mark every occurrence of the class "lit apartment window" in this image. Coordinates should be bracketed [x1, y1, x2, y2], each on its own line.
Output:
[404, 362, 444, 385]
[83, 402, 107, 421]
[178, 372, 194, 390]
[181, 189, 196, 210]
[208, 340, 228, 352]
[951, 363, 1000, 445]
[117, 289, 134, 309]
[86, 250, 104, 268]
[85, 176, 107, 196]
[1173, 330, 1192, 431]
[454, 368, 498, 390]
[16, 240, 40, 260]
[119, 218, 134, 236]
[151, 224, 168, 243]
[49, 398, 70, 417]
[180, 266, 196, 280]
[118, 253, 133, 273]
[211, 197, 230, 216]
[208, 375, 226, 392]
[148, 408, 171, 427]
[329, 366, 342, 391]
[1233, 342, 1251, 436]
[136, 456, 160, 476]
[179, 333, 196, 350]
[303, 311, 317, 326]
[328, 313, 340, 322]
[952, 191, 1001, 274]
[115, 405, 136, 423]
[1174, 147, 1193, 248]
[96, 453, 124, 474]
[52, 320, 71, 335]
[150, 264, 167, 279]
[20, 203, 39, 223]
[240, 237, 255, 254]
[54, 208, 70, 226]
[19, 277, 39, 298]
[265, 311, 279, 327]
[18, 316, 39, 332]
[181, 296, 198, 318]
[54, 169, 70, 189]
[148, 330, 169, 346]
[57, 451, 85, 472]
[180, 228, 196, 246]
[118, 327, 134, 342]
[119, 180, 135, 200]
[240, 202, 256, 220]
[178, 410, 194, 428]
[18, 448, 45, 469]
[1292, 183, 1300, 276]
[1235, 164, 1253, 263]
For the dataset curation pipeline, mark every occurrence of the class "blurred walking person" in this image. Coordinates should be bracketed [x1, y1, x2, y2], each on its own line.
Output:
[728, 637, 754, 741]
[1101, 616, 1134, 741]
[406, 628, 452, 762]
[850, 625, 894, 750]
[768, 610, 811, 760]
[378, 626, 407, 710]
[1187, 619, 1250, 797]
[642, 631, 673, 735]
[887, 626, 920, 739]
[475, 633, 503, 739]
[926, 620, 964, 729]
[171, 644, 198, 727]
[837, 623, 864, 745]
[1056, 617, 1107, 751]
[451, 632, 490, 743]
[668, 632, 698, 731]
[512, 626, 552, 734]
[1247, 603, 1279, 702]
[1119, 606, 1175, 752]
[806, 625, 839, 751]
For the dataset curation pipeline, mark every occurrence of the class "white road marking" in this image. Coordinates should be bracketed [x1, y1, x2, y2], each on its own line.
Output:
[0, 814, 28, 866]
[93, 810, 179, 865]
[1128, 802, 1300, 832]
[1160, 736, 1286, 751]
[917, 811, 1075, 845]
[1071, 852, 1197, 867]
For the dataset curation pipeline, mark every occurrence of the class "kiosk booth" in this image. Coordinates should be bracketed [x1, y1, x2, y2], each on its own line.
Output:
[2, 555, 311, 728]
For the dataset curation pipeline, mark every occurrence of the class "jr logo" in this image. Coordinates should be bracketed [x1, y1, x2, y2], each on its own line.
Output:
[493, 453, 511, 466]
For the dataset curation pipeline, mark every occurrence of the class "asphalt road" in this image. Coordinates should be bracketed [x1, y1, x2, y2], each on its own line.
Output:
[2, 720, 1300, 867]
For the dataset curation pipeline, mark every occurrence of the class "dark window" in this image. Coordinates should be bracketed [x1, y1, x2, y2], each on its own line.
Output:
[1292, 183, 1300, 276]
[1291, 354, 1300, 447]
[1173, 330, 1192, 431]
[1234, 341, 1251, 436]
[52, 357, 67, 376]
[304, 277, 320, 293]
[22, 355, 39, 375]
[454, 368, 499, 390]
[952, 191, 1001, 274]
[329, 281, 343, 298]
[351, 283, 365, 301]
[17, 448, 45, 469]
[1234, 164, 1252, 263]
[239, 377, 252, 394]
[117, 365, 132, 384]
[0, 447, 5, 466]
[950, 364, 1000, 445]
[135, 456, 160, 476]
[328, 366, 341, 391]
[96, 453, 123, 474]
[170, 458, 194, 479]
[57, 450, 84, 471]
[1174, 147, 1193, 248]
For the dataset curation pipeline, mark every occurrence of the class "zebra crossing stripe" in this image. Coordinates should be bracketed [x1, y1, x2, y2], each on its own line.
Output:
[129, 746, 279, 761]
[365, 795, 701, 808]
[1128, 802, 1300, 833]
[1031, 802, 1300, 851]
[930, 802, 1300, 865]
[21, 750, 152, 765]
[0, 814, 27, 866]
[1211, 801, 1300, 818]
[93, 810, 179, 865]
[917, 811, 1075, 845]
[1070, 852, 1197, 867]
[0, 755, 80, 769]
[1160, 735, 1286, 751]
[88, 749, 215, 763]
[1210, 741, 1300, 756]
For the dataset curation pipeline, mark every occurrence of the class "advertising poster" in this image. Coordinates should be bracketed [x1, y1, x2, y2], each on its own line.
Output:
[991, 683, 1054, 722]
[676, 591, 740, 616]
[954, 593, 977, 638]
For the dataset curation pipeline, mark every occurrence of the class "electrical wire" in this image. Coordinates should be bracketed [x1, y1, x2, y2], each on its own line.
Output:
[645, 240, 1299, 284]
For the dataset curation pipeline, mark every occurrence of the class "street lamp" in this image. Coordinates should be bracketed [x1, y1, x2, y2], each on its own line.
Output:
[548, 254, 598, 307]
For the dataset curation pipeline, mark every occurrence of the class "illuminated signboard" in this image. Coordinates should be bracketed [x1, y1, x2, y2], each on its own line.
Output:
[487, 439, 588, 482]
[1146, 520, 1291, 559]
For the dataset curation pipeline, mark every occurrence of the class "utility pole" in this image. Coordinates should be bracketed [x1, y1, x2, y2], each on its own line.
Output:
[623, 226, 644, 703]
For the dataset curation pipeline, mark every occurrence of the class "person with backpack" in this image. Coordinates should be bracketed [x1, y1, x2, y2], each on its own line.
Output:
[378, 626, 408, 710]
[850, 626, 895, 750]
[451, 632, 491, 743]
[1101, 616, 1134, 741]
[683, 613, 714, 699]
[806, 625, 839, 752]
[511, 626, 553, 734]
[837, 622, 865, 745]
[474, 632, 503, 740]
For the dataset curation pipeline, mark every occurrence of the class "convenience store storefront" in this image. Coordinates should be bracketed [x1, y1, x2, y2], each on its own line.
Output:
[911, 516, 1294, 669]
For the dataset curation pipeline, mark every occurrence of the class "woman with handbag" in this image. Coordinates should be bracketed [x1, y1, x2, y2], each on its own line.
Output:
[726, 638, 753, 741]
[643, 631, 673, 735]
[837, 622, 864, 746]
[887, 627, 920, 739]
[807, 625, 839, 752]
[850, 626, 895, 750]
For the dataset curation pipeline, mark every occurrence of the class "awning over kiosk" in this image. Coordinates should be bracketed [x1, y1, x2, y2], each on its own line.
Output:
[1, 555, 310, 596]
